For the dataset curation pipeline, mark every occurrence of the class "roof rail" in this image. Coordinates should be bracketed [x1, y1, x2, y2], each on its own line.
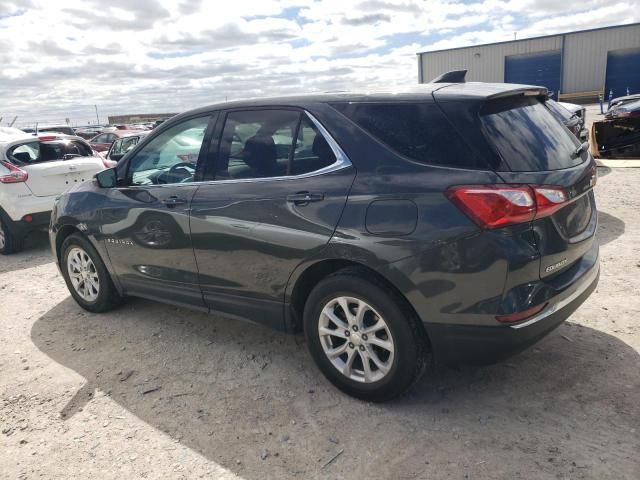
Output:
[430, 70, 467, 83]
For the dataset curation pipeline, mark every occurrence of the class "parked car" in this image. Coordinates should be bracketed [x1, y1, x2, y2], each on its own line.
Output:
[558, 101, 586, 122]
[593, 98, 640, 158]
[50, 83, 599, 401]
[1, 133, 105, 253]
[546, 99, 587, 140]
[103, 131, 150, 167]
[89, 129, 142, 153]
[22, 125, 76, 136]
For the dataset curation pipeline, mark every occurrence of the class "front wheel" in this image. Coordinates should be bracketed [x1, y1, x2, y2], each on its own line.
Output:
[303, 267, 429, 402]
[60, 233, 123, 312]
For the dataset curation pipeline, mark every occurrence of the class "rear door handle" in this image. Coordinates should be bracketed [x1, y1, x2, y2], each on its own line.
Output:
[163, 196, 188, 207]
[286, 192, 324, 204]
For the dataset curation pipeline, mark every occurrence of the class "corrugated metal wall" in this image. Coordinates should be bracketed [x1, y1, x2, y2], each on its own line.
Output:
[418, 24, 640, 95]
[419, 36, 562, 83]
[563, 25, 640, 93]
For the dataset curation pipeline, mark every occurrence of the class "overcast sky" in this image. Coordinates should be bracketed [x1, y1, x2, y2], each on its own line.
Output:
[0, 0, 637, 126]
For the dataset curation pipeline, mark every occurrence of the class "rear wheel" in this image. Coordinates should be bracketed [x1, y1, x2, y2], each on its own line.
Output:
[61, 233, 123, 312]
[0, 217, 24, 254]
[304, 267, 429, 402]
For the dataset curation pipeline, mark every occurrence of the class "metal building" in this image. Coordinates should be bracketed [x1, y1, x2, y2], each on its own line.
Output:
[417, 23, 640, 101]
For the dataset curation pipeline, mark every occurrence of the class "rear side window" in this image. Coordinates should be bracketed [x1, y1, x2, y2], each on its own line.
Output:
[9, 140, 92, 164]
[331, 102, 487, 169]
[480, 97, 582, 172]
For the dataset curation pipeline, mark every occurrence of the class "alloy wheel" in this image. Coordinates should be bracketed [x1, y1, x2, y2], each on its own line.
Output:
[67, 247, 100, 302]
[318, 296, 395, 383]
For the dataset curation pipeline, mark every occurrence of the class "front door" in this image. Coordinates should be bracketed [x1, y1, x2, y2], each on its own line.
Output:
[101, 115, 212, 309]
[190, 109, 355, 329]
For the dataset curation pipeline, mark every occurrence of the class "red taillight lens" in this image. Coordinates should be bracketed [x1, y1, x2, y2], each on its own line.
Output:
[0, 160, 29, 184]
[445, 185, 536, 228]
[38, 135, 58, 142]
[446, 184, 571, 229]
[534, 187, 568, 219]
[496, 303, 547, 323]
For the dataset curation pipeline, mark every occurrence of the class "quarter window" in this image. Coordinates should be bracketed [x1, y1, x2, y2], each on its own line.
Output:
[331, 102, 486, 169]
[127, 116, 209, 185]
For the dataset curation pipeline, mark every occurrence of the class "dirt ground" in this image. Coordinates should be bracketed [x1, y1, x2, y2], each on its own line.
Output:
[1, 166, 639, 480]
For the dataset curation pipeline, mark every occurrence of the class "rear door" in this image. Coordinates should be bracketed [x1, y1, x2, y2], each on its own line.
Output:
[477, 95, 597, 278]
[7, 140, 104, 197]
[190, 108, 355, 329]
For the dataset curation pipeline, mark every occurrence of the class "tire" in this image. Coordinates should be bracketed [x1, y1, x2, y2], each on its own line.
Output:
[303, 267, 429, 402]
[0, 217, 24, 254]
[60, 233, 123, 313]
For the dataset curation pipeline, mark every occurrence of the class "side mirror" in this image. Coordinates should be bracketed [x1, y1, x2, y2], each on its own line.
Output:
[95, 168, 117, 188]
[110, 152, 125, 162]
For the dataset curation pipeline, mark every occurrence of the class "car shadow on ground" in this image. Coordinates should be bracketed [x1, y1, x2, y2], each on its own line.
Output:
[0, 232, 53, 273]
[597, 210, 625, 246]
[32, 297, 640, 479]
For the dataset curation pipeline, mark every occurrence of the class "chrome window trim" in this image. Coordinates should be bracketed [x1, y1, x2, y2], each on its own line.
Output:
[119, 110, 353, 190]
[190, 110, 352, 186]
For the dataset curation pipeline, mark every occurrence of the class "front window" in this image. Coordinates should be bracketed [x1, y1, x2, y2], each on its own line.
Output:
[127, 116, 209, 185]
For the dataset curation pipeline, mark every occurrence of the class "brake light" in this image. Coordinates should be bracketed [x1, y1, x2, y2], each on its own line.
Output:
[38, 135, 58, 142]
[0, 160, 28, 183]
[446, 184, 569, 228]
[534, 187, 568, 219]
[446, 185, 535, 228]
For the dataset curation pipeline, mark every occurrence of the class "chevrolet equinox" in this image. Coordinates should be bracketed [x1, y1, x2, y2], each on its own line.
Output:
[50, 82, 599, 401]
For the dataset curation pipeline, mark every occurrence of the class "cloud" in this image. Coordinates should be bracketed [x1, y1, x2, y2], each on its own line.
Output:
[0, 0, 636, 126]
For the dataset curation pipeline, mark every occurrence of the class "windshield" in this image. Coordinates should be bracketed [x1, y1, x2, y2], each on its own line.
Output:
[480, 97, 582, 172]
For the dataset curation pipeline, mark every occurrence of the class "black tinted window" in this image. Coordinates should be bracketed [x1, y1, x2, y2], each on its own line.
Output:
[481, 97, 582, 172]
[331, 102, 486, 169]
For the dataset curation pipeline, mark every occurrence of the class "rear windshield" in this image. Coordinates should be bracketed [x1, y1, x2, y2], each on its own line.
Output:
[331, 102, 488, 169]
[9, 140, 93, 165]
[480, 97, 582, 172]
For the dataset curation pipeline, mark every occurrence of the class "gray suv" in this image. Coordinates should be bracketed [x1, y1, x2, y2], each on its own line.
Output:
[50, 82, 599, 401]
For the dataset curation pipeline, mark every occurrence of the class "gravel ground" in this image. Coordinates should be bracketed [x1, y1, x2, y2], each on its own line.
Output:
[1, 167, 639, 480]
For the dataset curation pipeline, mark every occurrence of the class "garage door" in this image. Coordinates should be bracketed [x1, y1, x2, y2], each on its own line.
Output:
[605, 48, 640, 99]
[505, 51, 562, 99]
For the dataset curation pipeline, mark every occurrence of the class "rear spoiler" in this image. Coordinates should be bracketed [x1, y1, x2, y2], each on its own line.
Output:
[430, 70, 467, 83]
[487, 87, 549, 100]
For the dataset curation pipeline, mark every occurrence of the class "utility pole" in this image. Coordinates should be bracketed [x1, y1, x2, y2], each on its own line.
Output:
[9, 116, 17, 127]
[514, 32, 517, 40]
[94, 105, 100, 125]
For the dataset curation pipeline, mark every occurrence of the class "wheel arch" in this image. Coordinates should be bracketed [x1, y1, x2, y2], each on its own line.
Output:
[286, 257, 431, 351]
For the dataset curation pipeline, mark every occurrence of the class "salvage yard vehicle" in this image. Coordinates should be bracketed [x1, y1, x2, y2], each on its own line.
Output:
[50, 82, 600, 401]
[0, 133, 105, 254]
[103, 131, 150, 167]
[546, 99, 586, 140]
[592, 97, 640, 158]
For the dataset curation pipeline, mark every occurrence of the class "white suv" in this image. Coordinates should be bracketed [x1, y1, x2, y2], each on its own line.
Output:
[0, 128, 106, 254]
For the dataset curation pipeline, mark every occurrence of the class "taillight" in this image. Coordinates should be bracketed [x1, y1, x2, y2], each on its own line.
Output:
[446, 184, 570, 229]
[534, 187, 568, 219]
[0, 160, 29, 184]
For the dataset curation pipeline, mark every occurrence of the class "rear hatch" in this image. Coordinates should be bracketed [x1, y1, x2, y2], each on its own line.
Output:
[435, 87, 597, 279]
[9, 139, 104, 197]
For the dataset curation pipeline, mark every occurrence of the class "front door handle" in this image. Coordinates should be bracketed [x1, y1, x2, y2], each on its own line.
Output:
[286, 192, 324, 205]
[163, 196, 188, 207]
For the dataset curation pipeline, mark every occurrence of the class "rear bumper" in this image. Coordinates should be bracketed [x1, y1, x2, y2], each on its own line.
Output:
[4, 211, 51, 237]
[425, 259, 599, 366]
